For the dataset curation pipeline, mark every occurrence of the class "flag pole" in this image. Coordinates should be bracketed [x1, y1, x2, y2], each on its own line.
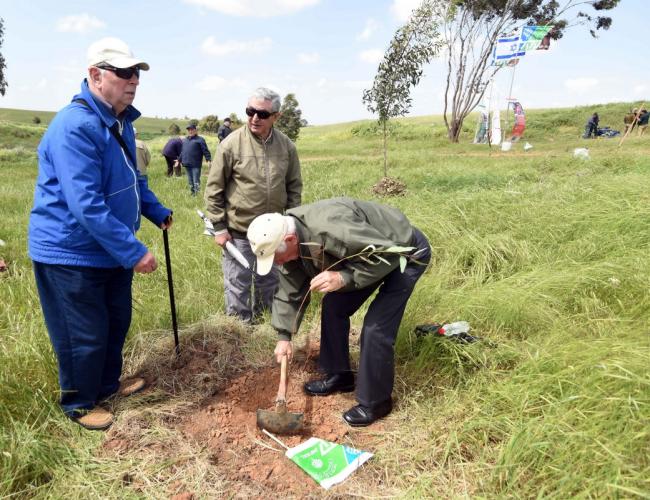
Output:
[504, 60, 518, 139]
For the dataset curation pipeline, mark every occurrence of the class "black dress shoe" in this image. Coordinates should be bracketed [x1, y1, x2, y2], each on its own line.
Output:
[304, 372, 355, 396]
[342, 399, 392, 427]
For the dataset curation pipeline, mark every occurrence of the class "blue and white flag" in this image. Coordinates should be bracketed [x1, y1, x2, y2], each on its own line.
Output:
[492, 31, 524, 66]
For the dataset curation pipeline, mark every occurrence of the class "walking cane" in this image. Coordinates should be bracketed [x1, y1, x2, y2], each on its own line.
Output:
[163, 228, 180, 355]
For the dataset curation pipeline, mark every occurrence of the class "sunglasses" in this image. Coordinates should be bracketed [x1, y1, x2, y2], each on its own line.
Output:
[96, 64, 140, 80]
[245, 107, 275, 120]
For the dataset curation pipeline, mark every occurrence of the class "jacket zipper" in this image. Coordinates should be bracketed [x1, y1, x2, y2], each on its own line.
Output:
[117, 120, 141, 231]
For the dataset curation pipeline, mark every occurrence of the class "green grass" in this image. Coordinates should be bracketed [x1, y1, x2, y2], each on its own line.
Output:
[1, 101, 649, 498]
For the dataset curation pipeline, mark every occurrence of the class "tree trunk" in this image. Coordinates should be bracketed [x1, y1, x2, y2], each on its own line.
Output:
[448, 118, 462, 143]
[382, 120, 388, 177]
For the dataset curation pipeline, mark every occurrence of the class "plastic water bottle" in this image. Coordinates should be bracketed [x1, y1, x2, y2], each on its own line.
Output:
[439, 321, 470, 337]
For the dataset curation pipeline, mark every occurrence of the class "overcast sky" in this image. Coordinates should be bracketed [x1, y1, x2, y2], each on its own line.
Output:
[0, 0, 647, 125]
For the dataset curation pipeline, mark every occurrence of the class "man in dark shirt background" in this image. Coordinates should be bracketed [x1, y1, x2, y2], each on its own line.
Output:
[180, 123, 211, 196]
[217, 117, 232, 142]
[162, 135, 182, 177]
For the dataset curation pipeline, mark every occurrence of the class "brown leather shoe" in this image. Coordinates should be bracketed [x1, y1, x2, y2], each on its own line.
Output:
[74, 407, 114, 430]
[118, 377, 146, 397]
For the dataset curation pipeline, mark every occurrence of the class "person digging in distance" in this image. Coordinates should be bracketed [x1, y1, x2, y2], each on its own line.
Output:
[204, 88, 302, 324]
[28, 37, 173, 431]
[247, 198, 431, 427]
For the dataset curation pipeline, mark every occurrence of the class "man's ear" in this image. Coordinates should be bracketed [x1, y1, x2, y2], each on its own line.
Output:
[88, 67, 102, 86]
[285, 233, 298, 246]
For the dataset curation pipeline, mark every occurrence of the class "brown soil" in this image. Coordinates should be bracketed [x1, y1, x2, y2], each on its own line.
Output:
[103, 335, 384, 497]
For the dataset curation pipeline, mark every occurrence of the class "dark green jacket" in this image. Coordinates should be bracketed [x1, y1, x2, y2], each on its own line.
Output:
[271, 197, 416, 340]
[204, 125, 302, 233]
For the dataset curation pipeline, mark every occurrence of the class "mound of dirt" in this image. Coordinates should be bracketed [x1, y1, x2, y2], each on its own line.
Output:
[371, 176, 407, 197]
[103, 334, 384, 497]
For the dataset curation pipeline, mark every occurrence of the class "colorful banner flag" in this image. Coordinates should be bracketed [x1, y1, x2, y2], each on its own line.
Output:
[286, 437, 373, 489]
[510, 101, 526, 141]
[519, 25, 553, 51]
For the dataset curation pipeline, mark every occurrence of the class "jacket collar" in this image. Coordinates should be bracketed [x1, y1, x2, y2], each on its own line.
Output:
[73, 79, 141, 128]
[245, 123, 274, 145]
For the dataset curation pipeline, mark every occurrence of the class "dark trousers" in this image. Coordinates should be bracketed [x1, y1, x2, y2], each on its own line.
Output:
[33, 262, 133, 417]
[318, 228, 431, 408]
[164, 156, 181, 176]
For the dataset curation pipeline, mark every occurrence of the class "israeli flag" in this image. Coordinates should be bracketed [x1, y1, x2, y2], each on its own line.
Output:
[492, 30, 525, 66]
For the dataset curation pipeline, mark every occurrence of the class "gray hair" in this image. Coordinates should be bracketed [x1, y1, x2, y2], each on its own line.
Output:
[250, 87, 281, 112]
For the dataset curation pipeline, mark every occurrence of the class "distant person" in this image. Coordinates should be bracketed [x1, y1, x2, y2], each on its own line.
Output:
[162, 135, 182, 177]
[637, 109, 649, 136]
[247, 198, 431, 427]
[134, 128, 151, 177]
[624, 108, 638, 135]
[583, 112, 599, 139]
[180, 123, 211, 196]
[28, 37, 173, 430]
[217, 117, 233, 142]
[204, 87, 302, 323]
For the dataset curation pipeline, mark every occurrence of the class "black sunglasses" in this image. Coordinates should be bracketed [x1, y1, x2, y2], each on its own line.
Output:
[245, 106, 275, 120]
[96, 64, 140, 80]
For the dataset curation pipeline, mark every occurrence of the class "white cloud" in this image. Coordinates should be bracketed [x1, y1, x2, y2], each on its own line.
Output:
[633, 84, 648, 95]
[183, 0, 319, 17]
[359, 49, 383, 64]
[391, 0, 423, 22]
[297, 52, 319, 64]
[564, 77, 599, 92]
[201, 36, 272, 56]
[196, 75, 248, 91]
[19, 78, 48, 92]
[343, 80, 372, 90]
[357, 18, 379, 41]
[56, 13, 105, 33]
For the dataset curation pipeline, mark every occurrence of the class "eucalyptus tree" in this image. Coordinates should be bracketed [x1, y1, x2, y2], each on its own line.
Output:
[435, 0, 621, 142]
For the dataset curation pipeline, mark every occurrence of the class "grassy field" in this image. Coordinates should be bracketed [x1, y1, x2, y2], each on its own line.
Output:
[1, 102, 649, 498]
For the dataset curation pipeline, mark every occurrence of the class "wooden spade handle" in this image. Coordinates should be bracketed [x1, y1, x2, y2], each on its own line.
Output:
[276, 355, 288, 403]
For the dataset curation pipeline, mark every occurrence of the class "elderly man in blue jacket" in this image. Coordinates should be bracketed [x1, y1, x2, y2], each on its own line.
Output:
[28, 37, 173, 430]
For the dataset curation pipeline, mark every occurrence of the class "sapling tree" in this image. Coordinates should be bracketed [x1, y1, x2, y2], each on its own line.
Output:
[275, 93, 304, 142]
[363, 1, 441, 176]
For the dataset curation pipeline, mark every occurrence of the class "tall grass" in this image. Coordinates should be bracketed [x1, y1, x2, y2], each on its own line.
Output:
[1, 102, 649, 497]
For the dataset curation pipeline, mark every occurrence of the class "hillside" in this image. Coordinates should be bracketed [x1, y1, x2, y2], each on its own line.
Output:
[1, 102, 648, 498]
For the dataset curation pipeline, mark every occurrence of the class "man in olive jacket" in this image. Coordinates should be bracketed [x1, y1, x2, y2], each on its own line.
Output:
[247, 198, 431, 427]
[204, 88, 302, 323]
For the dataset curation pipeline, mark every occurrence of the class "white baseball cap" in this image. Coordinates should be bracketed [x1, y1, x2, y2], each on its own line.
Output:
[87, 37, 150, 70]
[247, 213, 287, 275]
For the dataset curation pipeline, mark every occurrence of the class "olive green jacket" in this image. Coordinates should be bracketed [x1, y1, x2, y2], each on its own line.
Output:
[271, 197, 416, 340]
[204, 125, 302, 233]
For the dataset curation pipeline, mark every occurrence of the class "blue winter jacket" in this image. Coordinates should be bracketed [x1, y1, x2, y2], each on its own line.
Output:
[28, 80, 172, 269]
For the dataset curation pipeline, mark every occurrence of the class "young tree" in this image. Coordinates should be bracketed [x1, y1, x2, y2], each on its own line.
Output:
[0, 18, 7, 96]
[200, 115, 220, 133]
[433, 0, 621, 142]
[275, 93, 303, 142]
[363, 1, 441, 176]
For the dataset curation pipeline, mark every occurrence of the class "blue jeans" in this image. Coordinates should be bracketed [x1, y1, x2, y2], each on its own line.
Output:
[33, 262, 133, 417]
[185, 165, 201, 195]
